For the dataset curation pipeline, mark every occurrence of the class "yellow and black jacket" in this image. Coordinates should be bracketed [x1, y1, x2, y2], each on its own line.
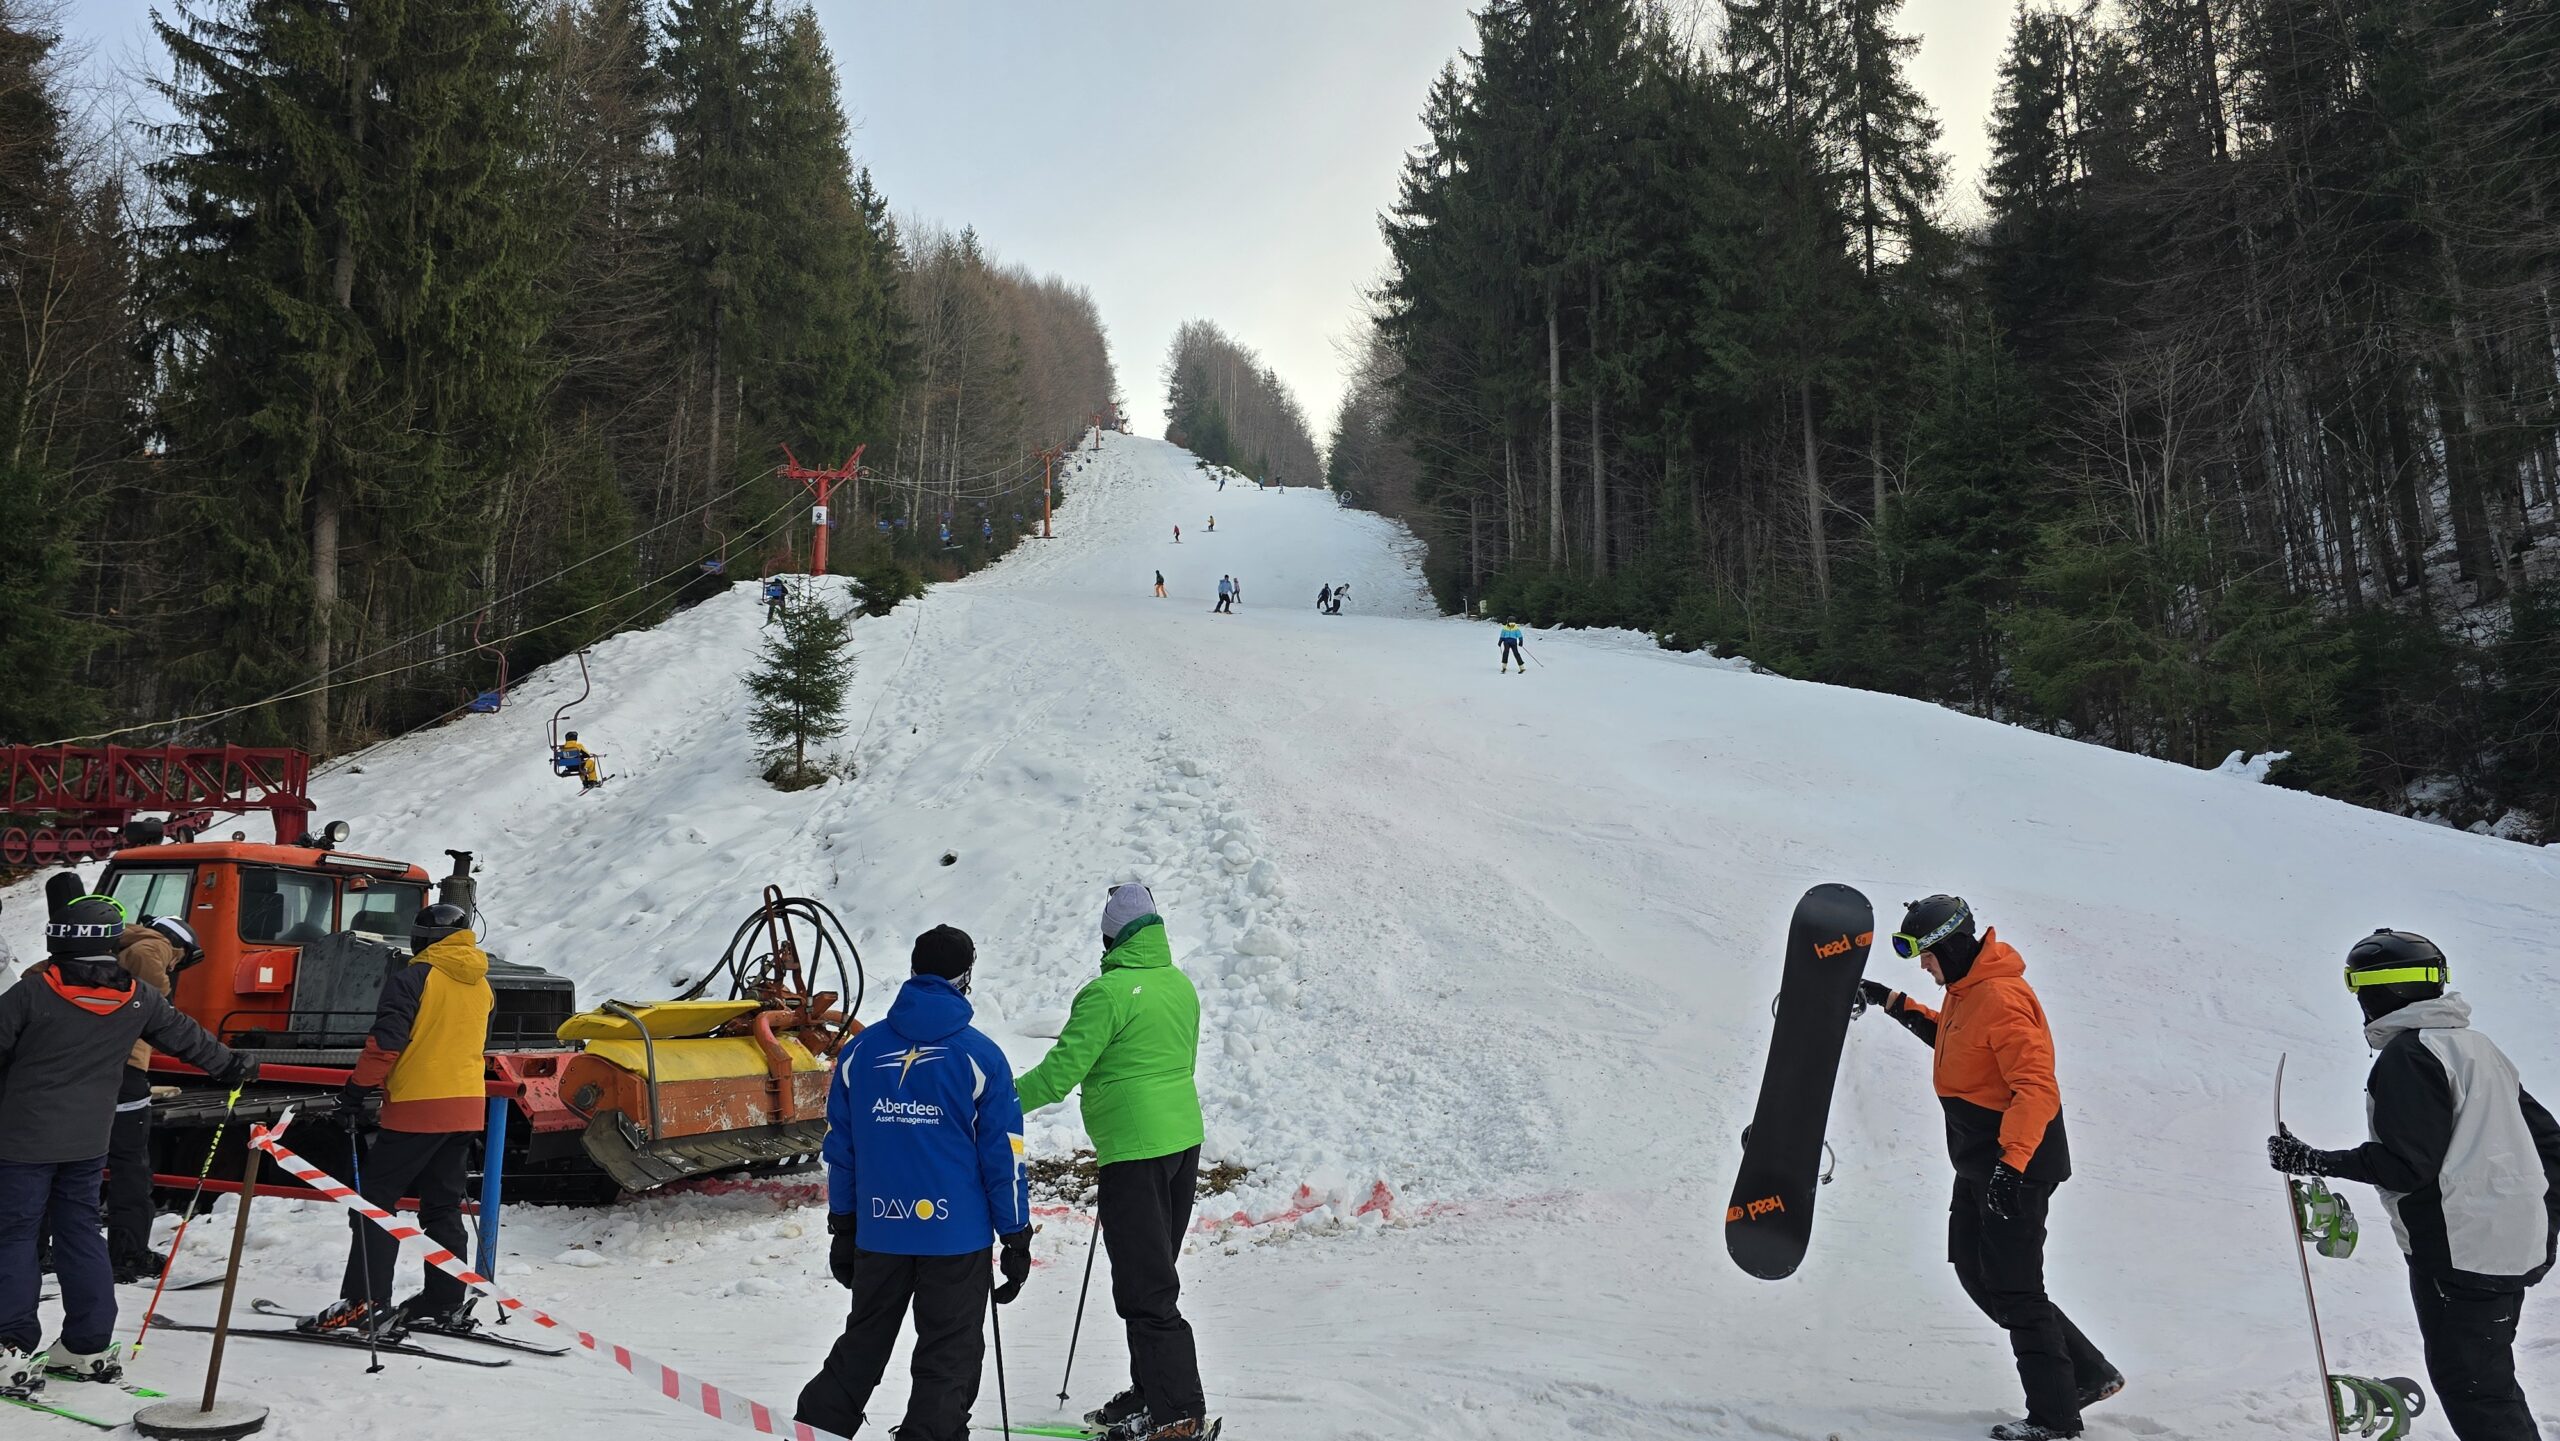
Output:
[348, 930, 494, 1133]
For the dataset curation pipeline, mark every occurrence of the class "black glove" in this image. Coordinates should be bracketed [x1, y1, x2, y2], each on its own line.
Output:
[1984, 1162, 2028, 1221]
[2268, 1127, 2331, 1177]
[993, 1229, 1032, 1305]
[216, 1055, 259, 1090]
[1857, 979, 1894, 1014]
[827, 1212, 859, 1289]
[335, 1080, 372, 1131]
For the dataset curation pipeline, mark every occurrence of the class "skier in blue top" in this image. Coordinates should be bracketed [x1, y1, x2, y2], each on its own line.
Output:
[1499, 621, 1527, 673]
[798, 925, 1030, 1441]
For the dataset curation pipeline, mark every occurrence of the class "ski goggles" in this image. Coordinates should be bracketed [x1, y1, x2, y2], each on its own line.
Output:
[2344, 964, 2445, 992]
[1890, 905, 1971, 960]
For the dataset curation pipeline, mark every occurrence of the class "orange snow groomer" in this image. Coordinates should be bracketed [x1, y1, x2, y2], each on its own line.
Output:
[1861, 896, 2115, 1441]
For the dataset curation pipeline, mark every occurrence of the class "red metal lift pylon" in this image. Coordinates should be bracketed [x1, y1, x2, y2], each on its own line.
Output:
[777, 444, 864, 577]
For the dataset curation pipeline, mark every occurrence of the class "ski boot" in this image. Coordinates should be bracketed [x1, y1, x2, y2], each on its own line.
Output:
[394, 1293, 480, 1338]
[1, 1344, 43, 1400]
[296, 1299, 402, 1339]
[112, 1247, 169, 1286]
[1129, 1418, 1220, 1441]
[42, 1341, 124, 1385]
[1988, 1422, 2080, 1440]
[1087, 1387, 1149, 1435]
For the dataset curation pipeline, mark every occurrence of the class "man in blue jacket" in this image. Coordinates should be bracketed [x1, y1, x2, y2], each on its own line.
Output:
[799, 926, 1031, 1441]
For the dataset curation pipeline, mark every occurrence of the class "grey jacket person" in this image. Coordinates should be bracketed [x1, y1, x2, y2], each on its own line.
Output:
[2321, 994, 2560, 1290]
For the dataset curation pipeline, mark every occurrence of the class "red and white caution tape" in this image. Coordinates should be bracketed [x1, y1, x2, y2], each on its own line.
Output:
[247, 1121, 844, 1441]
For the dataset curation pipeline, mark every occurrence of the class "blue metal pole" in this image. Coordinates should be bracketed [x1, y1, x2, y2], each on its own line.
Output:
[477, 1097, 508, 1284]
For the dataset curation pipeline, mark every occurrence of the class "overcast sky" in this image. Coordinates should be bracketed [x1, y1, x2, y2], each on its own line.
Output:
[59, 1, 2008, 443]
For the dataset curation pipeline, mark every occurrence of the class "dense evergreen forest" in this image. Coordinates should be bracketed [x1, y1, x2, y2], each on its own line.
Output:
[0, 0, 1113, 753]
[1161, 320, 1324, 487]
[1330, 0, 2560, 840]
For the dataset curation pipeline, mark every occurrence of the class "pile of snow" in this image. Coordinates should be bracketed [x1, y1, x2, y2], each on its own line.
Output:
[6, 431, 2555, 1440]
[2211, 749, 2290, 782]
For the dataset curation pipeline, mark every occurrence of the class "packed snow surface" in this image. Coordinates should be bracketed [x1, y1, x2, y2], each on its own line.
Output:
[7, 431, 2557, 1438]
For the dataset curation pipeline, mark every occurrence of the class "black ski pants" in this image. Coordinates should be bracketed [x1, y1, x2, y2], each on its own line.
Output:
[1948, 1175, 2111, 1432]
[1100, 1145, 1205, 1423]
[797, 1247, 989, 1441]
[341, 1128, 472, 1312]
[106, 1067, 156, 1269]
[1500, 640, 1524, 667]
[2409, 1267, 2535, 1441]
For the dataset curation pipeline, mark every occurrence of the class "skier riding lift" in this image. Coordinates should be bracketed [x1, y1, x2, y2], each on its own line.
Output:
[553, 731, 603, 790]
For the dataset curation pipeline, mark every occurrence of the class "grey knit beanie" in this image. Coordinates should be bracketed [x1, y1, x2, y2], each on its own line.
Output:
[1101, 883, 1159, 949]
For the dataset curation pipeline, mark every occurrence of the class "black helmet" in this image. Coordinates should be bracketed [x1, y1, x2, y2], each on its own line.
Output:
[47, 894, 126, 960]
[145, 915, 206, 972]
[2345, 929, 2446, 1019]
[564, 731, 579, 742]
[412, 903, 471, 953]
[1894, 894, 1982, 980]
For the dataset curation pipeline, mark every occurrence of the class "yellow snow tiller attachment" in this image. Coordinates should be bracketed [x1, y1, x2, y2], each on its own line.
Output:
[558, 888, 865, 1192]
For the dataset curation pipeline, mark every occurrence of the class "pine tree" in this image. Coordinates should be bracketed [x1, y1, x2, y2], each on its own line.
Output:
[745, 586, 855, 789]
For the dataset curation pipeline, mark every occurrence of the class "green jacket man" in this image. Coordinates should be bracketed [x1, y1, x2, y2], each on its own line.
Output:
[1016, 883, 1214, 1441]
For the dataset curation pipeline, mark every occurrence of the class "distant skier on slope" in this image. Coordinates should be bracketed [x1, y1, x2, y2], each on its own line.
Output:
[1327, 583, 1347, 615]
[1213, 576, 1233, 615]
[1014, 884, 1215, 1441]
[2269, 931, 2560, 1441]
[763, 576, 788, 624]
[1317, 584, 1331, 613]
[797, 926, 1029, 1441]
[1229, 577, 1241, 607]
[1499, 621, 1526, 673]
[1172, 525, 1180, 544]
[1206, 516, 1214, 533]
[1155, 570, 1166, 598]
[1859, 895, 2119, 1441]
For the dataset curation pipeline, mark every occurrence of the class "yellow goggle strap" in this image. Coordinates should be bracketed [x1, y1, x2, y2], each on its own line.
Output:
[2345, 964, 2445, 991]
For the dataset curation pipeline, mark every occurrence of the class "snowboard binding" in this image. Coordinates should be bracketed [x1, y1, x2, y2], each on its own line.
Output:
[2327, 1374, 2425, 1441]
[2293, 1177, 2360, 1259]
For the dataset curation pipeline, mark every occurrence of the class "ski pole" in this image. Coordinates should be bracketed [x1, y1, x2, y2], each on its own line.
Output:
[1054, 1212, 1100, 1408]
[990, 1286, 1012, 1438]
[134, 1086, 243, 1356]
[349, 1136, 384, 1374]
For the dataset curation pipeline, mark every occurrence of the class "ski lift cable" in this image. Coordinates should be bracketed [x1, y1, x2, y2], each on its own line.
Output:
[51, 494, 805, 749]
[45, 469, 794, 749]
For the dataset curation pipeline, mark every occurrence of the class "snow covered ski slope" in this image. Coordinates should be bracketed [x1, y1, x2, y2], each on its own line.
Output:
[7, 430, 2557, 1440]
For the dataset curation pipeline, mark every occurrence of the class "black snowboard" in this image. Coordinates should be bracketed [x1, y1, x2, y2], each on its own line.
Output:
[1725, 883, 1875, 1280]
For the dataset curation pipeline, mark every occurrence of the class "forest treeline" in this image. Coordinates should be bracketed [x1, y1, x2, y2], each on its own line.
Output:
[0, 0, 1114, 752]
[1162, 320, 1323, 486]
[1331, 0, 2560, 839]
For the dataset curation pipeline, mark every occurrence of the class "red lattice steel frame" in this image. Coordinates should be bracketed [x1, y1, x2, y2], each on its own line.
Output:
[0, 744, 313, 864]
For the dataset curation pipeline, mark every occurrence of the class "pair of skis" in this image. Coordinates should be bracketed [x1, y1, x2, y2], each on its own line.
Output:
[3, 1363, 167, 1430]
[1723, 887, 2431, 1440]
[140, 1298, 568, 1370]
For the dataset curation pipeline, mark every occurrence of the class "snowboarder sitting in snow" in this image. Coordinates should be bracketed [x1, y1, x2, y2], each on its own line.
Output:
[305, 902, 493, 1340]
[798, 926, 1029, 1441]
[554, 730, 602, 790]
[2269, 931, 2560, 1441]
[1015, 884, 1215, 1441]
[1859, 896, 2119, 1441]
[763, 576, 788, 623]
[0, 894, 250, 1396]
[1498, 621, 1526, 672]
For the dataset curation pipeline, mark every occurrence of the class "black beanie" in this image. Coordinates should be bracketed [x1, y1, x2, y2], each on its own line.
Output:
[48, 895, 125, 961]
[912, 925, 976, 987]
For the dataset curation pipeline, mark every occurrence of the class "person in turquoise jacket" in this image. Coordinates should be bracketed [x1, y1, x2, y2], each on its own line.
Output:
[1016, 884, 1212, 1441]
[1499, 621, 1527, 673]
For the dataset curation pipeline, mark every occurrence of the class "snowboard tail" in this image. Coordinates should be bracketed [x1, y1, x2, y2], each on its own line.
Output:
[1725, 883, 1874, 1280]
